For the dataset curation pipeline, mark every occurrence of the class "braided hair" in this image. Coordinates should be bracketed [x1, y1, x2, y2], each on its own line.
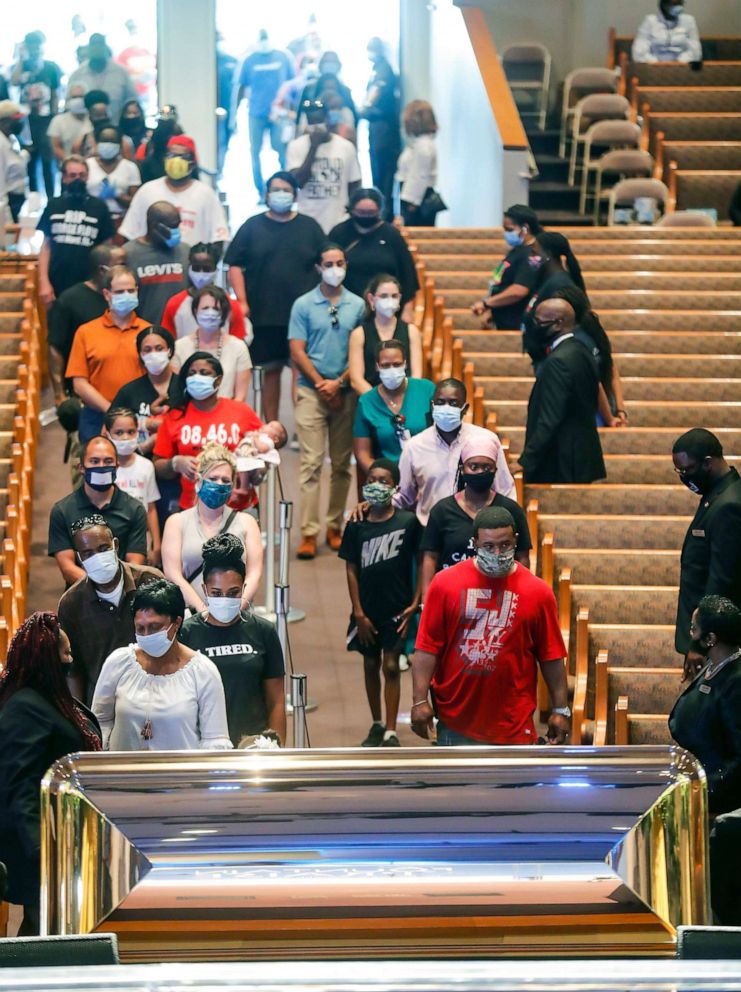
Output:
[0, 612, 101, 751]
[202, 532, 246, 584]
[553, 284, 614, 392]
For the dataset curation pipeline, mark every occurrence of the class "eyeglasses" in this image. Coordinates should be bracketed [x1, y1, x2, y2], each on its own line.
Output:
[328, 305, 339, 329]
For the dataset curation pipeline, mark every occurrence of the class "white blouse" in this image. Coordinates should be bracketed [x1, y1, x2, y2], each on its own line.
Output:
[92, 645, 233, 751]
[396, 135, 437, 207]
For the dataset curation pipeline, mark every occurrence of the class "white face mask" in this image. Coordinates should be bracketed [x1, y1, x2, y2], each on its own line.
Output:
[375, 297, 400, 319]
[112, 437, 138, 456]
[136, 623, 175, 658]
[141, 350, 170, 375]
[432, 403, 463, 432]
[378, 366, 406, 390]
[188, 267, 216, 290]
[321, 265, 346, 288]
[80, 548, 119, 585]
[207, 596, 242, 624]
[67, 96, 86, 114]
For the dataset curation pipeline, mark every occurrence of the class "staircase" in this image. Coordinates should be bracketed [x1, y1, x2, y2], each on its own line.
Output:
[527, 127, 594, 227]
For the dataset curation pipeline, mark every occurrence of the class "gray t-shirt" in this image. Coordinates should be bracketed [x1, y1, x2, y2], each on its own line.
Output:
[47, 112, 93, 156]
[123, 238, 190, 325]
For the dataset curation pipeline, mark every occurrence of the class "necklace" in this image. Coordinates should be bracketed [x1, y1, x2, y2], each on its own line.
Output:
[195, 327, 223, 359]
[705, 647, 741, 679]
[379, 380, 407, 411]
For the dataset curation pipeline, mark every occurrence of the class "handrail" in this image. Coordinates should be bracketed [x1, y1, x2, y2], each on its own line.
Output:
[460, 7, 528, 151]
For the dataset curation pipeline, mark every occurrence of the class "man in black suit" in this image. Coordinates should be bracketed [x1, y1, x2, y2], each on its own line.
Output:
[672, 428, 741, 672]
[515, 298, 605, 484]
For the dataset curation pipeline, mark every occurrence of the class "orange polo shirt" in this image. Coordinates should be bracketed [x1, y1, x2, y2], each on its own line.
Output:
[65, 311, 151, 401]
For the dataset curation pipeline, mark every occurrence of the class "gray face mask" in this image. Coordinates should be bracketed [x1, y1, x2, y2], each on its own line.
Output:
[476, 547, 516, 577]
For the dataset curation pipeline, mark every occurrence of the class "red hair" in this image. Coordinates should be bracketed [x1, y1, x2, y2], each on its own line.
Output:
[0, 612, 101, 751]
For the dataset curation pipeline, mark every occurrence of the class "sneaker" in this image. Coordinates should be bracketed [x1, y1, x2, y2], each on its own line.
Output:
[289, 432, 300, 451]
[296, 535, 317, 559]
[361, 722, 385, 747]
[326, 526, 343, 551]
[399, 654, 409, 672]
[382, 732, 401, 747]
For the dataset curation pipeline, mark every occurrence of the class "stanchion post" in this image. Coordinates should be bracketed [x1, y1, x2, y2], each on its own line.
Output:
[274, 583, 289, 663]
[278, 499, 292, 586]
[262, 464, 276, 613]
[291, 673, 308, 748]
[252, 365, 264, 421]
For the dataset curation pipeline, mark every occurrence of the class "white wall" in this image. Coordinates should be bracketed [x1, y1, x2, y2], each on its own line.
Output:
[157, 0, 218, 173]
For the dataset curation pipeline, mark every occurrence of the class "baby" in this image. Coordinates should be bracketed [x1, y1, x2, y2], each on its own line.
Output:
[235, 421, 288, 491]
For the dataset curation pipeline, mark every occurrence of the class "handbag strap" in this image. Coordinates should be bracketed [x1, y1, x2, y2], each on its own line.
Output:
[185, 509, 238, 584]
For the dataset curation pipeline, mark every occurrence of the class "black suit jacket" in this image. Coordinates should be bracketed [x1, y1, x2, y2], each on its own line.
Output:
[0, 688, 100, 906]
[669, 657, 741, 815]
[675, 468, 741, 654]
[520, 336, 606, 484]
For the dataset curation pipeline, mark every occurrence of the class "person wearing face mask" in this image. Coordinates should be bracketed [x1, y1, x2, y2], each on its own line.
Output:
[48, 84, 93, 162]
[340, 459, 422, 747]
[671, 429, 741, 675]
[288, 244, 366, 559]
[361, 38, 401, 221]
[632, 0, 701, 63]
[470, 205, 543, 331]
[390, 378, 515, 526]
[66, 264, 150, 441]
[118, 99, 149, 156]
[420, 435, 531, 602]
[67, 33, 137, 122]
[92, 577, 232, 751]
[48, 435, 148, 586]
[172, 285, 252, 402]
[514, 298, 605, 486]
[329, 187, 419, 323]
[161, 443, 263, 616]
[86, 123, 141, 220]
[349, 274, 423, 395]
[123, 201, 190, 324]
[298, 52, 358, 126]
[669, 596, 741, 820]
[353, 340, 434, 478]
[180, 533, 285, 746]
[37, 154, 115, 306]
[119, 135, 229, 250]
[0, 612, 101, 935]
[104, 407, 161, 564]
[286, 98, 362, 234]
[162, 242, 248, 340]
[412, 506, 569, 747]
[226, 171, 325, 422]
[153, 352, 263, 512]
[10, 31, 62, 199]
[58, 515, 164, 706]
[521, 232, 585, 354]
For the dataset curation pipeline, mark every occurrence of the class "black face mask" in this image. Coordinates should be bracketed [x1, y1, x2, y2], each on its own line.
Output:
[523, 316, 558, 364]
[679, 469, 711, 495]
[461, 470, 495, 493]
[121, 117, 145, 141]
[64, 178, 87, 199]
[353, 213, 380, 229]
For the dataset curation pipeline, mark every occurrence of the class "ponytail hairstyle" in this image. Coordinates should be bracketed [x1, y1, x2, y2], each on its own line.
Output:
[0, 612, 101, 751]
[536, 232, 586, 292]
[553, 284, 613, 390]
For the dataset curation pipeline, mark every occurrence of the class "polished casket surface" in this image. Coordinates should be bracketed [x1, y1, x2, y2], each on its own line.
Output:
[40, 746, 709, 961]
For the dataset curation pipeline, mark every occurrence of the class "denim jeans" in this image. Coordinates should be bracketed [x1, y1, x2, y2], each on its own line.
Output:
[248, 114, 287, 197]
[436, 721, 487, 746]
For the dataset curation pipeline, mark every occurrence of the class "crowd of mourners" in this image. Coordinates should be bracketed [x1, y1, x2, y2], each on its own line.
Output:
[0, 2, 740, 934]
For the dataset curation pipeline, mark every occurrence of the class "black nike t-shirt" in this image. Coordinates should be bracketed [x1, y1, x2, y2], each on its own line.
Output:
[339, 508, 421, 624]
[421, 493, 531, 571]
[179, 611, 285, 746]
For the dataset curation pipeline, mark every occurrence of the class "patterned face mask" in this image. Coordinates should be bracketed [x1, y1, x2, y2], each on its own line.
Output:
[476, 547, 515, 577]
[362, 481, 394, 506]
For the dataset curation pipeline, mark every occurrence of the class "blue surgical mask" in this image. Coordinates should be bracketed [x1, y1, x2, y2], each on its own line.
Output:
[503, 229, 524, 248]
[327, 110, 343, 126]
[198, 307, 223, 333]
[163, 226, 181, 249]
[197, 478, 233, 509]
[110, 292, 138, 316]
[136, 623, 175, 658]
[267, 190, 294, 214]
[432, 404, 462, 432]
[188, 267, 216, 289]
[186, 373, 217, 401]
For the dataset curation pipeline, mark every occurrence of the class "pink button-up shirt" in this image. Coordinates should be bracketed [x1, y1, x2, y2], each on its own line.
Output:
[393, 422, 516, 524]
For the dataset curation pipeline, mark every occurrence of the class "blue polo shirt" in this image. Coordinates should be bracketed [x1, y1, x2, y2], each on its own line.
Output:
[288, 285, 365, 389]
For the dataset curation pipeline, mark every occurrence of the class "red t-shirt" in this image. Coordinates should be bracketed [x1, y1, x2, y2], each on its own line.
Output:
[161, 290, 246, 340]
[153, 398, 261, 509]
[416, 559, 566, 744]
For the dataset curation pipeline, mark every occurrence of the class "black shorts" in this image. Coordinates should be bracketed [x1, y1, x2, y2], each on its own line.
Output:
[346, 614, 405, 657]
[249, 324, 289, 368]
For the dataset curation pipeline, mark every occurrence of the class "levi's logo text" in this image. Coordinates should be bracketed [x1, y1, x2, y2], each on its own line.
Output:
[459, 588, 519, 672]
[361, 529, 406, 569]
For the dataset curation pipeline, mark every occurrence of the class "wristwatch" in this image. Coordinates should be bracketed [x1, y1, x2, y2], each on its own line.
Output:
[551, 706, 571, 718]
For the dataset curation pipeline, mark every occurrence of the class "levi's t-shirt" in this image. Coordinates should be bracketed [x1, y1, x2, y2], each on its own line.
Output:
[416, 559, 565, 744]
[153, 398, 261, 508]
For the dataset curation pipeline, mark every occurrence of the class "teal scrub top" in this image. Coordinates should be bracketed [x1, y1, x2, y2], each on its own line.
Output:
[353, 377, 435, 461]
